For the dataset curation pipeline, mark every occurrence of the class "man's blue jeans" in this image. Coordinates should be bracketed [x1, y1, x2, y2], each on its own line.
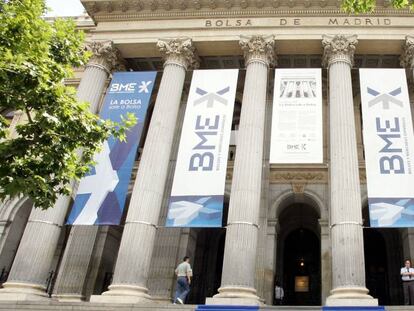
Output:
[175, 276, 190, 303]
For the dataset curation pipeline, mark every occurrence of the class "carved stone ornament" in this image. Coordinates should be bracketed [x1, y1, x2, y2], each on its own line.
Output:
[271, 171, 326, 183]
[239, 35, 276, 67]
[86, 40, 125, 73]
[400, 36, 414, 69]
[156, 38, 199, 70]
[81, 0, 406, 19]
[322, 34, 358, 68]
[292, 182, 306, 193]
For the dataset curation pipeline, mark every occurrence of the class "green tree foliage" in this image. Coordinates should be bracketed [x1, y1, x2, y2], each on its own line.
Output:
[0, 0, 136, 209]
[342, 0, 413, 13]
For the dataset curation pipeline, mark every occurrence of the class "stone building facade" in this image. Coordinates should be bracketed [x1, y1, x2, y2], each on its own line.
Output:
[1, 0, 414, 307]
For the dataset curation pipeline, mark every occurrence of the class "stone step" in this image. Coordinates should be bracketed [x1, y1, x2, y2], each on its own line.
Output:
[197, 306, 259, 311]
[0, 301, 195, 311]
[0, 302, 414, 311]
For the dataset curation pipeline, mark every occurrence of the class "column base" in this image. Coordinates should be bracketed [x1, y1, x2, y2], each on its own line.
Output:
[90, 284, 152, 304]
[0, 282, 49, 301]
[53, 294, 85, 302]
[206, 286, 262, 306]
[325, 286, 378, 306]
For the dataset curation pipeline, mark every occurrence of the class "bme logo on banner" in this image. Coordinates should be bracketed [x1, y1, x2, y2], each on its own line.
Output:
[67, 72, 157, 226]
[166, 69, 238, 228]
[360, 69, 414, 228]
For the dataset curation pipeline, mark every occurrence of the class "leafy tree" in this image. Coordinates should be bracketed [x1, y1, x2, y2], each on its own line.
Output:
[0, 0, 135, 209]
[342, 0, 412, 13]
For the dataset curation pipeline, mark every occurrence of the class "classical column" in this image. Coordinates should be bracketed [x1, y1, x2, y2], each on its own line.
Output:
[263, 219, 278, 305]
[401, 35, 414, 79]
[207, 35, 275, 306]
[91, 38, 198, 304]
[0, 41, 122, 301]
[319, 219, 331, 305]
[322, 35, 377, 306]
[51, 41, 125, 302]
[401, 36, 414, 125]
[399, 30, 414, 262]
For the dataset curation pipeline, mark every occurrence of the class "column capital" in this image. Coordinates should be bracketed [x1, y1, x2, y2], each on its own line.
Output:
[400, 35, 414, 69]
[322, 34, 358, 68]
[239, 35, 276, 67]
[85, 40, 125, 74]
[157, 38, 199, 70]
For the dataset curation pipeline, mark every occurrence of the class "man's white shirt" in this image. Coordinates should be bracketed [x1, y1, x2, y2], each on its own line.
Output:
[401, 267, 414, 281]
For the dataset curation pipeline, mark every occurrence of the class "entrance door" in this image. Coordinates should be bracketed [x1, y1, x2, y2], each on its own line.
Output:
[277, 203, 321, 306]
[283, 228, 321, 305]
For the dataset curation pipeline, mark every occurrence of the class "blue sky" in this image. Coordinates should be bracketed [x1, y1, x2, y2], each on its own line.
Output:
[45, 0, 86, 16]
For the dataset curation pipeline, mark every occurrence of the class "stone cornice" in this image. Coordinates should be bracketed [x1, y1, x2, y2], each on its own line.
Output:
[81, 0, 414, 21]
[322, 34, 357, 68]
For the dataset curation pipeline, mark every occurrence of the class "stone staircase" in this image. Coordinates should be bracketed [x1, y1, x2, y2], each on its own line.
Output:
[0, 302, 413, 311]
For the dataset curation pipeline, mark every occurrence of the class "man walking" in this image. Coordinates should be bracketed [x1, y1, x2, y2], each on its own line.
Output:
[275, 281, 284, 305]
[401, 259, 414, 305]
[174, 256, 192, 304]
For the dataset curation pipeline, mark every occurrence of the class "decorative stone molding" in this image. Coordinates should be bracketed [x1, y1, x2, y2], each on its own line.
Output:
[322, 34, 358, 68]
[210, 0, 218, 9]
[85, 40, 125, 73]
[239, 35, 276, 67]
[157, 38, 199, 70]
[291, 182, 306, 193]
[400, 35, 414, 69]
[271, 171, 326, 183]
[81, 0, 413, 19]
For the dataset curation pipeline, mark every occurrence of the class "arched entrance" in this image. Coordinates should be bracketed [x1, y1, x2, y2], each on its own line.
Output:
[277, 203, 321, 306]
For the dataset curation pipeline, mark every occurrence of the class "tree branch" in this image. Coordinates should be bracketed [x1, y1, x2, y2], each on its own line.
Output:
[24, 107, 33, 123]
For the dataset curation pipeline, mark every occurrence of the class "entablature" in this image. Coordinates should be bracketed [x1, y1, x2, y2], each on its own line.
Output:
[81, 0, 413, 21]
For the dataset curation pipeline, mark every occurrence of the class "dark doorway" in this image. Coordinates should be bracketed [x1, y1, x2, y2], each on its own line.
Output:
[283, 228, 321, 306]
[363, 206, 404, 305]
[187, 228, 225, 304]
[364, 229, 389, 305]
[187, 201, 228, 304]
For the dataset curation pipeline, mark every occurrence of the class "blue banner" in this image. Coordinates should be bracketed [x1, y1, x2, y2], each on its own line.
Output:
[67, 71, 157, 225]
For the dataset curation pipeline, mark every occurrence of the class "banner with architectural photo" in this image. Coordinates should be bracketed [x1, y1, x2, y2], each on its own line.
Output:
[360, 68, 414, 227]
[270, 68, 323, 164]
[166, 69, 238, 227]
[67, 71, 157, 225]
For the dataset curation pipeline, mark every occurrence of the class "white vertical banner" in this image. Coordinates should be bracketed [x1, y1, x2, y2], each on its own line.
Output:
[270, 68, 323, 164]
[166, 69, 239, 227]
[360, 68, 414, 227]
